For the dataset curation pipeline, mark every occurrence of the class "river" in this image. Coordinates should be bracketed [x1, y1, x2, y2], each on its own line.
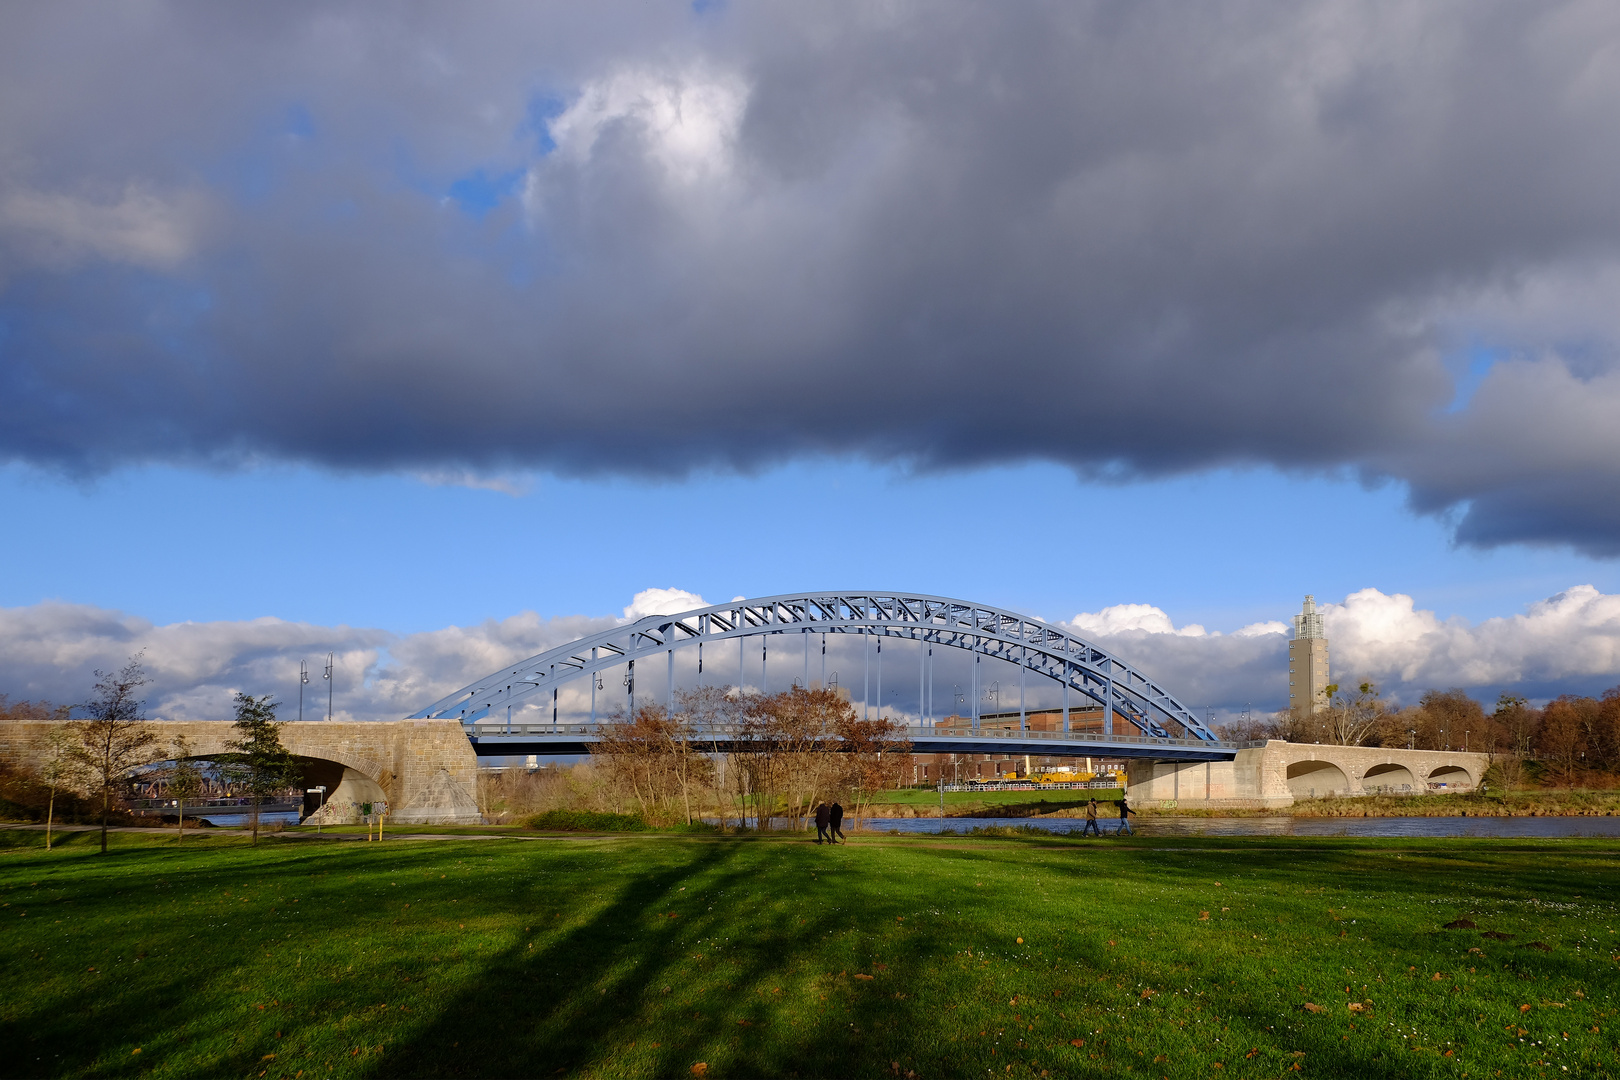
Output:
[860, 815, 1620, 838]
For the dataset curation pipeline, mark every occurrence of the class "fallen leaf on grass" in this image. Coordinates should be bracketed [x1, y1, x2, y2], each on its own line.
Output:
[1301, 1003, 1325, 1014]
[691, 1064, 708, 1077]
[1347, 1003, 1368, 1013]
[1069, 1039, 1085, 1047]
[1520, 1004, 1533, 1013]
[854, 973, 874, 981]
[1199, 912, 1210, 921]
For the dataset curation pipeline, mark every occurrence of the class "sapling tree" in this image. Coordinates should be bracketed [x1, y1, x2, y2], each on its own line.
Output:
[67, 656, 159, 854]
[166, 735, 207, 843]
[220, 694, 298, 845]
[36, 724, 80, 852]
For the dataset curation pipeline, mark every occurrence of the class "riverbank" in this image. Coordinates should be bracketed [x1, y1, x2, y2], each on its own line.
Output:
[864, 787, 1620, 819]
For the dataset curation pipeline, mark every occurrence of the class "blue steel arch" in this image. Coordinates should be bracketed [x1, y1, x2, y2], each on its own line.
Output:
[410, 592, 1217, 742]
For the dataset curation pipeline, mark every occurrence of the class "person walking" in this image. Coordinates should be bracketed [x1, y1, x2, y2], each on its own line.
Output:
[829, 801, 846, 843]
[814, 801, 831, 844]
[1081, 797, 1101, 837]
[1115, 793, 1136, 836]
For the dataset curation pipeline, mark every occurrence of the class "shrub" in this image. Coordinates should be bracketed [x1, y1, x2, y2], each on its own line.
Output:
[524, 809, 649, 832]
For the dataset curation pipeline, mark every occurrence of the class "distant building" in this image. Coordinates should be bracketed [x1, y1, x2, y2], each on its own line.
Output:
[909, 710, 1127, 783]
[1289, 594, 1329, 714]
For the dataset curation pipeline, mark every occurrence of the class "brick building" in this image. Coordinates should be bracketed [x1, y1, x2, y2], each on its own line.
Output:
[907, 708, 1127, 784]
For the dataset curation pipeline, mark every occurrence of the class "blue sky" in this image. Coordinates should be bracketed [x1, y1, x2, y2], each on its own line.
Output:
[2, 459, 1610, 635]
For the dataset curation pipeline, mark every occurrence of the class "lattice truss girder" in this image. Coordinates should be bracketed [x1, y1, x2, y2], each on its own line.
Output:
[408, 592, 1214, 741]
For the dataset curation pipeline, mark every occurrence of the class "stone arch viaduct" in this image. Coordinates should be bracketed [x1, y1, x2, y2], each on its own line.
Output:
[1125, 741, 1491, 808]
[0, 718, 481, 825]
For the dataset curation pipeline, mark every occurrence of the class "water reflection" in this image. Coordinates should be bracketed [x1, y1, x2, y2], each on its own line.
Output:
[861, 815, 1620, 838]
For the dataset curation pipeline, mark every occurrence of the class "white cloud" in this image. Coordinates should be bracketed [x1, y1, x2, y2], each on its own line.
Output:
[1233, 620, 1290, 638]
[622, 587, 709, 622]
[539, 66, 748, 188]
[412, 469, 534, 496]
[0, 184, 209, 271]
[1065, 586, 1620, 711]
[8, 585, 1620, 725]
[1321, 585, 1620, 690]
[1069, 602, 1208, 638]
[0, 601, 620, 723]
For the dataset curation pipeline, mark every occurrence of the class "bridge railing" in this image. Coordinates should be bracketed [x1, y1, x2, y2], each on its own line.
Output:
[463, 721, 1263, 752]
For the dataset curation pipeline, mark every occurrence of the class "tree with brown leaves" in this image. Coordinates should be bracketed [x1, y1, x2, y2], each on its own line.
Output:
[67, 656, 159, 854]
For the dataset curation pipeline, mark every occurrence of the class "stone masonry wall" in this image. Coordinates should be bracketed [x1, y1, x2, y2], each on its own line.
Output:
[1124, 740, 1494, 808]
[0, 718, 481, 825]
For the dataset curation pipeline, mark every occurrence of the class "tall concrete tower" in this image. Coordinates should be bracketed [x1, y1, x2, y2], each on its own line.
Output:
[1288, 594, 1330, 714]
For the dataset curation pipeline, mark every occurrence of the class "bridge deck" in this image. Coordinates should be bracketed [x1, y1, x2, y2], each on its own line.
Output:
[465, 725, 1248, 762]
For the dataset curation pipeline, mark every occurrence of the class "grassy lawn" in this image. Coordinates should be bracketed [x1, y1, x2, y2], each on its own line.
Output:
[1, 829, 1617, 1078]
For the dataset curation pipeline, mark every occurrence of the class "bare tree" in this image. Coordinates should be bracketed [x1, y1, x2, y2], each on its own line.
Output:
[836, 714, 912, 825]
[67, 656, 159, 854]
[1320, 681, 1386, 746]
[764, 686, 851, 831]
[36, 724, 81, 852]
[678, 685, 741, 827]
[165, 735, 207, 843]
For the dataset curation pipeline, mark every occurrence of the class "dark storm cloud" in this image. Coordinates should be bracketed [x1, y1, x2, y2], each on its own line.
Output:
[5, 2, 1620, 550]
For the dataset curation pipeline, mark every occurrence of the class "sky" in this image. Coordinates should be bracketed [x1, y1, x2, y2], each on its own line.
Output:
[5, 2, 1620, 723]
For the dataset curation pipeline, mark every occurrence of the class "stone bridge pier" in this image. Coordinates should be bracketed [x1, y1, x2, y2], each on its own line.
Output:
[0, 718, 482, 825]
[1124, 740, 1493, 809]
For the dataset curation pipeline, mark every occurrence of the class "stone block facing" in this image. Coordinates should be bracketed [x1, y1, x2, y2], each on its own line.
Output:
[0, 718, 483, 825]
[1125, 740, 1493, 808]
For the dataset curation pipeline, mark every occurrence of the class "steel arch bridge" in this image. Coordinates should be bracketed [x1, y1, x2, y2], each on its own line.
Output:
[411, 592, 1238, 762]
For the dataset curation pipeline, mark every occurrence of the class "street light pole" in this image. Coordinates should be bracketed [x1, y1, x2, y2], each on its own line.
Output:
[323, 653, 334, 722]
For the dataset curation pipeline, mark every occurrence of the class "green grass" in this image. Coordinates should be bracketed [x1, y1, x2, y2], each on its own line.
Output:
[2, 829, 1617, 1078]
[524, 810, 651, 833]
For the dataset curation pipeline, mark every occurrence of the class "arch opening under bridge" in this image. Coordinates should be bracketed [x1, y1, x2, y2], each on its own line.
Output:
[411, 592, 1219, 752]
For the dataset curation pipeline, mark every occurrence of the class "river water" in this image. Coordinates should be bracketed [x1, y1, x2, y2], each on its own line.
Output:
[860, 815, 1620, 838]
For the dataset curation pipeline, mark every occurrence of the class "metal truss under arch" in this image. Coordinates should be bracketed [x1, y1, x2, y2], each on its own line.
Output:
[410, 592, 1217, 743]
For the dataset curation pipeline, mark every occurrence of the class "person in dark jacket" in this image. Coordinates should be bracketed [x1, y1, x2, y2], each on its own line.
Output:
[1081, 798, 1101, 837]
[814, 801, 831, 844]
[1115, 794, 1136, 835]
[829, 801, 846, 843]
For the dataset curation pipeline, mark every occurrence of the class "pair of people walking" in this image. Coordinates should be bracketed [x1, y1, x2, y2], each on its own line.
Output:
[814, 801, 845, 844]
[1080, 795, 1135, 836]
